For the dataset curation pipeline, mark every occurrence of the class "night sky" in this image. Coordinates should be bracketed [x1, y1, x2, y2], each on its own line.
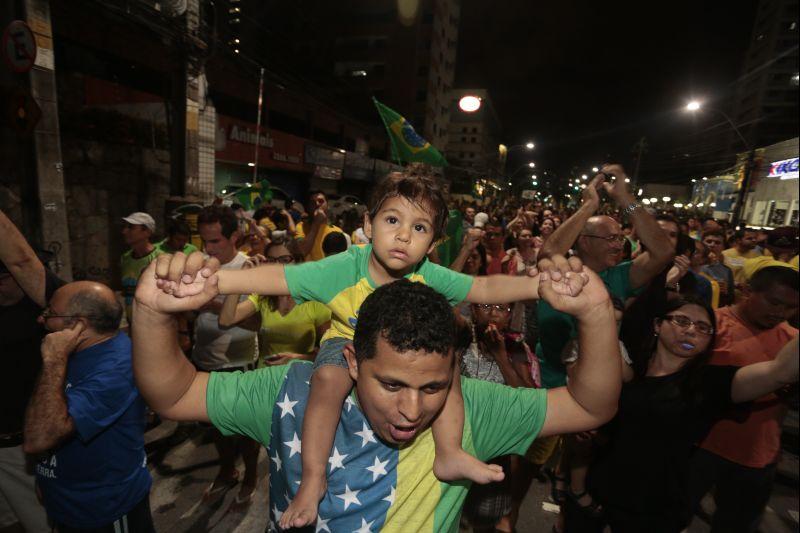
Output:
[456, 0, 760, 184]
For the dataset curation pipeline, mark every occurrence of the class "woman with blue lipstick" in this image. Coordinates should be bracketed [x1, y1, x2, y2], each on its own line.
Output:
[564, 296, 799, 533]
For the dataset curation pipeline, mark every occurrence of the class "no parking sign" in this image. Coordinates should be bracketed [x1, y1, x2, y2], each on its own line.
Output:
[2, 20, 37, 73]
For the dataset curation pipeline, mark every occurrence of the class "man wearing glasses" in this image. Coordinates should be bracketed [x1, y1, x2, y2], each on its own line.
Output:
[527, 164, 674, 512]
[24, 281, 153, 532]
[0, 209, 60, 532]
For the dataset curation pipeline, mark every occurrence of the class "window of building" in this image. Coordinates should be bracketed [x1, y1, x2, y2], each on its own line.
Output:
[471, 137, 476, 143]
[469, 152, 475, 158]
[472, 127, 478, 133]
[461, 136, 467, 142]
[459, 152, 465, 158]
[462, 127, 468, 133]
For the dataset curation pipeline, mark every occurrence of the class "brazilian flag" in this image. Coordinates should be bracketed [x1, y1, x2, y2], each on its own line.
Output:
[235, 179, 272, 210]
[373, 98, 447, 167]
[435, 209, 464, 268]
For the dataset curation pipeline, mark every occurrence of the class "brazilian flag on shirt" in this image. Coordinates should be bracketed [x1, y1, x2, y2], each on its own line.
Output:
[373, 98, 448, 167]
[234, 179, 272, 210]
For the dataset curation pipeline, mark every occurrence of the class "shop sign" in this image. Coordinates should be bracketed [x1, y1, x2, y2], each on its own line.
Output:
[768, 157, 798, 180]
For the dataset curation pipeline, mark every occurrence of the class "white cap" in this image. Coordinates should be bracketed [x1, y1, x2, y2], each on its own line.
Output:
[473, 212, 490, 228]
[122, 212, 156, 232]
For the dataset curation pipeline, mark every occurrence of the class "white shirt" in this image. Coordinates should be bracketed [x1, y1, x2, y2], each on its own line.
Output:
[192, 252, 257, 370]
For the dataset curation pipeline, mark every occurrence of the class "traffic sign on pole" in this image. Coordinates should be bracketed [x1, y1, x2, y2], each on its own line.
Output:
[2, 20, 38, 73]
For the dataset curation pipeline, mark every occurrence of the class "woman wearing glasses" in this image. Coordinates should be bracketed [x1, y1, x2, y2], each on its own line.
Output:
[564, 296, 798, 533]
[219, 242, 331, 365]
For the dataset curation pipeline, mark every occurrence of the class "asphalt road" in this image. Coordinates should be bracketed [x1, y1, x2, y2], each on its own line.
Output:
[142, 420, 799, 533]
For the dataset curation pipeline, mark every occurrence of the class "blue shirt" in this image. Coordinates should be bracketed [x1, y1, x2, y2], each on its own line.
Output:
[36, 333, 151, 528]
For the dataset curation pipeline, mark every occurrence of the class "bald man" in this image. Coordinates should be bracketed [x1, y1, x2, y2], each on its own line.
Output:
[529, 165, 674, 491]
[23, 281, 154, 532]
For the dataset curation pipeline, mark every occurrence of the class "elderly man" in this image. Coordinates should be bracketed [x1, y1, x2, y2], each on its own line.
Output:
[23, 281, 153, 532]
[131, 251, 622, 532]
[532, 164, 674, 512]
[0, 209, 60, 532]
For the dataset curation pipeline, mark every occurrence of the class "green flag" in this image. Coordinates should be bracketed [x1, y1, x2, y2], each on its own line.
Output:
[436, 209, 464, 268]
[373, 97, 448, 167]
[234, 179, 272, 210]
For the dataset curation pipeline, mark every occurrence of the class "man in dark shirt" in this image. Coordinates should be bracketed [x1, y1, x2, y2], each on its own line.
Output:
[0, 208, 62, 532]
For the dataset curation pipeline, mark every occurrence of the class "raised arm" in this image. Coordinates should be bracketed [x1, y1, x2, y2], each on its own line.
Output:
[539, 176, 602, 260]
[0, 208, 46, 306]
[450, 228, 482, 273]
[600, 165, 674, 289]
[731, 336, 798, 403]
[538, 257, 621, 437]
[295, 207, 327, 258]
[218, 254, 265, 327]
[23, 324, 83, 453]
[134, 255, 218, 421]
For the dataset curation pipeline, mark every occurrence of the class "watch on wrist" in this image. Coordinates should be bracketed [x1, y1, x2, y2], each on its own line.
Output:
[623, 202, 641, 216]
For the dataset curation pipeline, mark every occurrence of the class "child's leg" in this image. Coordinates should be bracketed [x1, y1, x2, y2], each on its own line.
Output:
[432, 368, 505, 484]
[279, 364, 352, 529]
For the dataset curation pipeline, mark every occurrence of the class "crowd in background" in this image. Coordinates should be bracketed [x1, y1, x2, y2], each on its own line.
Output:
[0, 163, 797, 533]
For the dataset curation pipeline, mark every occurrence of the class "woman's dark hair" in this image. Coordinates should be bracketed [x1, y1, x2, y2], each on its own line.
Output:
[465, 243, 488, 276]
[633, 295, 717, 399]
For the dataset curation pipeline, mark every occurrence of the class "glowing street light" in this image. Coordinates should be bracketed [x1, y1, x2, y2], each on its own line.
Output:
[649, 197, 658, 203]
[662, 196, 671, 202]
[592, 167, 599, 173]
[528, 162, 536, 168]
[686, 101, 701, 111]
[581, 174, 588, 180]
[525, 142, 535, 150]
[458, 95, 482, 112]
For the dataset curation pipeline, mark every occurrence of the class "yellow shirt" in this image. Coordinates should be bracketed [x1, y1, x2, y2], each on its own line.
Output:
[247, 296, 330, 357]
[722, 247, 762, 292]
[295, 221, 344, 262]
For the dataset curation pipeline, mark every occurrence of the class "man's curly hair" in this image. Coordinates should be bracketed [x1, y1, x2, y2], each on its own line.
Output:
[353, 279, 455, 363]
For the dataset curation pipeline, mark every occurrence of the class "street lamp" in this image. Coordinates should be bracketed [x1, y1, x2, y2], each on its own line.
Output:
[458, 95, 482, 113]
[528, 162, 536, 168]
[525, 142, 535, 150]
[685, 100, 753, 223]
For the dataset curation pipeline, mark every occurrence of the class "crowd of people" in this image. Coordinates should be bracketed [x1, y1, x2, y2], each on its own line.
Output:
[0, 162, 797, 533]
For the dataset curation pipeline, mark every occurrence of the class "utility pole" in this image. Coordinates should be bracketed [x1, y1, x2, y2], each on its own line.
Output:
[631, 136, 648, 188]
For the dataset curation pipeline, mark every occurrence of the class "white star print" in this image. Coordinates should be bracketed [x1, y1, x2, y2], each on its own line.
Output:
[344, 395, 356, 412]
[283, 432, 302, 458]
[270, 450, 282, 471]
[353, 517, 375, 533]
[365, 455, 389, 482]
[315, 516, 331, 533]
[276, 393, 298, 418]
[328, 446, 348, 472]
[335, 484, 361, 510]
[383, 485, 396, 505]
[354, 422, 377, 447]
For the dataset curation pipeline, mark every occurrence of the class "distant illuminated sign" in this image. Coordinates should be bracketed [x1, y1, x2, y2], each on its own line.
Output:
[768, 157, 799, 180]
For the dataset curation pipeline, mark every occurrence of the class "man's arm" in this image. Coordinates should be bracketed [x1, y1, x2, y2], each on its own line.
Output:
[600, 165, 674, 289]
[0, 209, 46, 306]
[23, 324, 83, 454]
[537, 258, 621, 437]
[539, 176, 602, 260]
[450, 228, 482, 273]
[731, 336, 798, 403]
[295, 209, 327, 257]
[133, 257, 218, 421]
